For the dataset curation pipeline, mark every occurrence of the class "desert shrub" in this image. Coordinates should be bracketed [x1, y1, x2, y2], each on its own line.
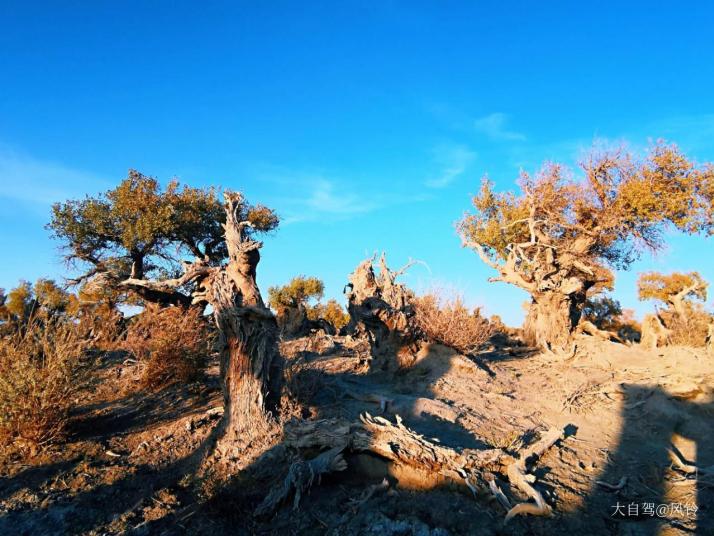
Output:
[0, 319, 88, 455]
[122, 306, 212, 390]
[74, 303, 125, 349]
[307, 298, 350, 331]
[413, 290, 493, 355]
[660, 303, 711, 347]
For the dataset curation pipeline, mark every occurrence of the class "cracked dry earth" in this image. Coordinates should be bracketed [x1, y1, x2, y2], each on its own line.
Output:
[1, 337, 713, 535]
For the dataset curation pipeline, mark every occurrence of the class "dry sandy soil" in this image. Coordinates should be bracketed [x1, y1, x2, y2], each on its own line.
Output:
[1, 335, 712, 535]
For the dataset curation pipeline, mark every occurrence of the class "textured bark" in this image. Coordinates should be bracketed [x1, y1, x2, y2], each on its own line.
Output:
[265, 414, 567, 520]
[275, 304, 309, 338]
[344, 253, 422, 368]
[203, 194, 283, 441]
[523, 290, 586, 352]
[461, 207, 607, 353]
[108, 191, 281, 449]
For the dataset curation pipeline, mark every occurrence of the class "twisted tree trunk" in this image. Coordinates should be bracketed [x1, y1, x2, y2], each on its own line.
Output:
[523, 290, 586, 352]
[200, 194, 282, 443]
[344, 253, 422, 368]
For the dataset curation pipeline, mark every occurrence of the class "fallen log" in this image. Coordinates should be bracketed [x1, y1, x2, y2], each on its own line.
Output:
[260, 413, 568, 521]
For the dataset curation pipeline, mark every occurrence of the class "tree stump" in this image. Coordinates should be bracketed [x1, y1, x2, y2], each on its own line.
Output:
[344, 253, 422, 369]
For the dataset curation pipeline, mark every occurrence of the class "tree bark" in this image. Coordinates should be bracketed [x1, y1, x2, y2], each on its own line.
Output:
[204, 193, 283, 443]
[523, 290, 585, 352]
[344, 254, 422, 368]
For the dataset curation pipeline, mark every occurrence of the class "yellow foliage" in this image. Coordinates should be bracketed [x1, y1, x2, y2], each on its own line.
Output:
[307, 299, 350, 330]
[637, 271, 708, 305]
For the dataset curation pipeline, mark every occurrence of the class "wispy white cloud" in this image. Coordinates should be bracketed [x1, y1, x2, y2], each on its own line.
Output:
[251, 164, 428, 224]
[304, 179, 378, 215]
[425, 143, 476, 188]
[0, 147, 108, 206]
[473, 113, 526, 141]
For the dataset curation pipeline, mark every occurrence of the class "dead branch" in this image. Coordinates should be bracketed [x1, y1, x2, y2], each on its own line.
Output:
[595, 476, 627, 491]
[255, 446, 347, 516]
[348, 477, 389, 510]
[504, 426, 563, 523]
[341, 386, 459, 423]
[577, 320, 622, 343]
[488, 478, 512, 511]
[274, 414, 568, 522]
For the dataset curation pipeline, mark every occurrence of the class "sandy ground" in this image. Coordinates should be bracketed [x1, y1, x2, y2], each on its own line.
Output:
[1, 336, 712, 535]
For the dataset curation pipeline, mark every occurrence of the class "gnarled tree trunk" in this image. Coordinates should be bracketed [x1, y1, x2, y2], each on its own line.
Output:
[344, 253, 422, 369]
[114, 192, 283, 448]
[275, 303, 309, 338]
[202, 194, 283, 443]
[523, 290, 586, 352]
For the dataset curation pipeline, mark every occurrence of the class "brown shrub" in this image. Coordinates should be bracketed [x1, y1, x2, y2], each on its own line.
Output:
[661, 304, 712, 347]
[0, 319, 88, 456]
[413, 290, 493, 355]
[122, 306, 212, 390]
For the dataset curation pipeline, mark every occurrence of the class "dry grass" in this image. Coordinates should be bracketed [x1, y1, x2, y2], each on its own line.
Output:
[663, 307, 712, 347]
[122, 306, 213, 390]
[0, 319, 88, 456]
[76, 303, 125, 349]
[413, 289, 493, 355]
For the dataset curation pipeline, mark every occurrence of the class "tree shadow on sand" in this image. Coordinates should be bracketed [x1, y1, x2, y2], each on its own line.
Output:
[560, 384, 714, 535]
[5, 339, 712, 535]
[0, 373, 222, 535]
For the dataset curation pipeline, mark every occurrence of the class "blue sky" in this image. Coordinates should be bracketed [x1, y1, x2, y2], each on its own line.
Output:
[1, 1, 713, 325]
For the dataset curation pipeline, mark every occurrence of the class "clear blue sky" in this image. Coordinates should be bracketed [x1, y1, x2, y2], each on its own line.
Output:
[1, 1, 713, 325]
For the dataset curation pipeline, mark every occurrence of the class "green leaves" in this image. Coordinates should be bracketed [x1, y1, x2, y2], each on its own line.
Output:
[268, 276, 325, 309]
[48, 171, 281, 295]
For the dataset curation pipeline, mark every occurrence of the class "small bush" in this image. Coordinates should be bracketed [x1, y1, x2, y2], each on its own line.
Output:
[661, 304, 711, 347]
[122, 306, 212, 390]
[413, 290, 493, 355]
[307, 299, 350, 331]
[0, 319, 87, 455]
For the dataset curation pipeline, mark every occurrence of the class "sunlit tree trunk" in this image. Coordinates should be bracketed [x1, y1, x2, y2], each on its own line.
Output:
[523, 290, 586, 352]
[206, 194, 282, 442]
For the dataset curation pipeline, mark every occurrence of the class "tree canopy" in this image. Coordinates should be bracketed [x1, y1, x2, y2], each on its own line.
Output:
[638, 271, 708, 315]
[582, 295, 623, 331]
[268, 276, 324, 310]
[48, 171, 278, 307]
[457, 141, 714, 349]
[0, 279, 71, 326]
